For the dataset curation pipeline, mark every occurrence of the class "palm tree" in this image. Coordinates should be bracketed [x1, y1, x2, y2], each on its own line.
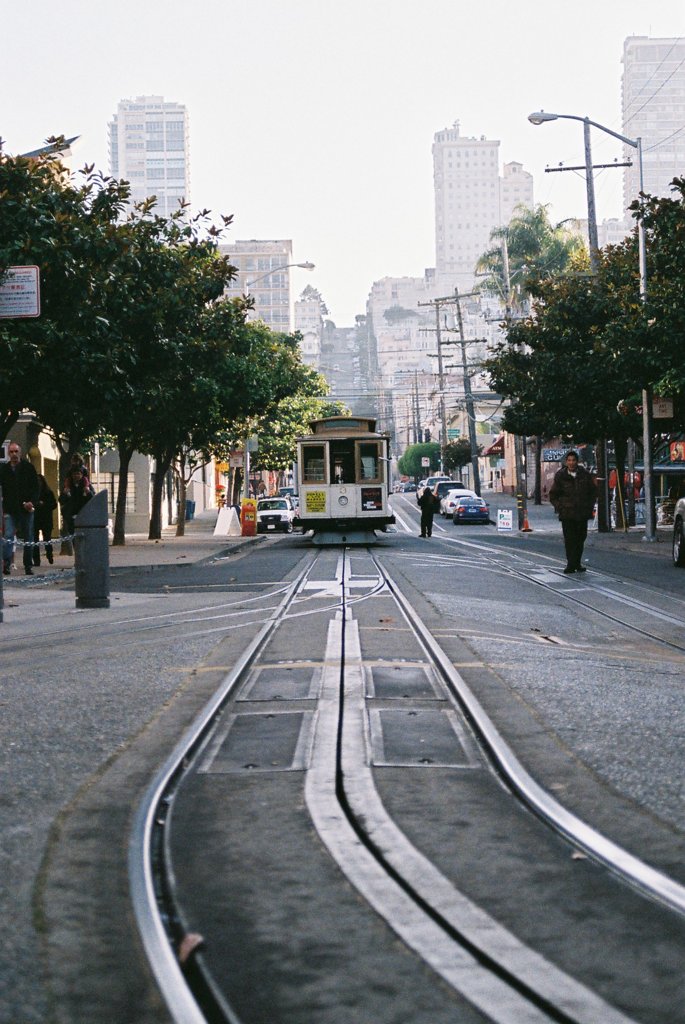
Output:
[476, 204, 586, 312]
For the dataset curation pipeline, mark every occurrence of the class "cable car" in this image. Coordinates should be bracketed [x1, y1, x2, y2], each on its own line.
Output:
[296, 416, 395, 544]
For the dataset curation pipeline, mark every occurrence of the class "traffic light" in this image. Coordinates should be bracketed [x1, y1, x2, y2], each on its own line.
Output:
[424, 428, 431, 442]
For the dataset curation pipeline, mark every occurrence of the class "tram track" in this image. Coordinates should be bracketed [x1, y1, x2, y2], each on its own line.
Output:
[130, 545, 685, 1024]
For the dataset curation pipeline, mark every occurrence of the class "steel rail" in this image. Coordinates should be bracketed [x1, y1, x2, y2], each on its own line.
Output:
[308, 550, 635, 1024]
[128, 554, 318, 1024]
[375, 554, 685, 916]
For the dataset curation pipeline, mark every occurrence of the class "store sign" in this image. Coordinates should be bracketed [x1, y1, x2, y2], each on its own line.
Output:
[543, 448, 571, 462]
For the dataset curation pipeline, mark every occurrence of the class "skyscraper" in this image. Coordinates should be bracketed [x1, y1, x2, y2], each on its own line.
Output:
[622, 37, 685, 211]
[108, 96, 190, 217]
[432, 122, 533, 294]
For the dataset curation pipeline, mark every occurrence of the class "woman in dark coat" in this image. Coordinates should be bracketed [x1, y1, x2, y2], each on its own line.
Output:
[60, 467, 94, 537]
[33, 474, 58, 566]
[549, 450, 597, 573]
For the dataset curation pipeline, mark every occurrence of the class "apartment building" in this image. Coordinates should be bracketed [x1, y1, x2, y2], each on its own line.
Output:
[108, 96, 190, 217]
[622, 36, 685, 210]
[219, 240, 295, 331]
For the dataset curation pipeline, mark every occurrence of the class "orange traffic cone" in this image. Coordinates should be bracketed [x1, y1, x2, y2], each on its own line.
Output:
[522, 510, 533, 532]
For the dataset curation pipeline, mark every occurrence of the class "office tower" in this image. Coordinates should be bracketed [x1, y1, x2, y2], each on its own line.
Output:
[219, 240, 294, 331]
[108, 96, 190, 216]
[622, 37, 685, 211]
[432, 122, 533, 294]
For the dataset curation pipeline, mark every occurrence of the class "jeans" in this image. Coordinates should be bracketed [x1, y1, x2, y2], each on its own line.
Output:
[561, 518, 588, 570]
[3, 510, 35, 570]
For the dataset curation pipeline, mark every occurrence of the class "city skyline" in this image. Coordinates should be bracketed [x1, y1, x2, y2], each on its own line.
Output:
[3, 0, 684, 325]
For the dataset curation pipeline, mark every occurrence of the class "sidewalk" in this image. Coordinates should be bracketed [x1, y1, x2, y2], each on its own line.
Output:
[2, 508, 259, 585]
[484, 489, 672, 556]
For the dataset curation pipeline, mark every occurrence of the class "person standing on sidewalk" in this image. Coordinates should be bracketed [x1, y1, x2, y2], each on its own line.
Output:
[60, 466, 94, 537]
[417, 485, 437, 538]
[1, 442, 40, 576]
[549, 450, 597, 574]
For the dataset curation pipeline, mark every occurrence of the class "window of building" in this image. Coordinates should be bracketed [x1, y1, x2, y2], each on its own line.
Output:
[93, 473, 136, 514]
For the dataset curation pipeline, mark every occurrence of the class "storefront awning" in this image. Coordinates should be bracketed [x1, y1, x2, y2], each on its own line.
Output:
[483, 433, 505, 457]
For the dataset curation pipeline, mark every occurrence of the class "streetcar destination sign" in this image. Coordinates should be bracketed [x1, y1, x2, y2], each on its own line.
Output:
[0, 266, 41, 318]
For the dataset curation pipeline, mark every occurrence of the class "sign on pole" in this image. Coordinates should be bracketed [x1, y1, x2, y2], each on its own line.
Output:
[0, 266, 40, 318]
[421, 457, 430, 467]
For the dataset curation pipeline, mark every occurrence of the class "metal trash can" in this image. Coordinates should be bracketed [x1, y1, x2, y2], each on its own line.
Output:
[185, 499, 196, 521]
[74, 490, 110, 609]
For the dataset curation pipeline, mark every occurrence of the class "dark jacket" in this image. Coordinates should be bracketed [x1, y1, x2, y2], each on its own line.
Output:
[549, 466, 597, 521]
[417, 488, 438, 513]
[35, 475, 58, 531]
[0, 459, 40, 515]
[60, 477, 94, 522]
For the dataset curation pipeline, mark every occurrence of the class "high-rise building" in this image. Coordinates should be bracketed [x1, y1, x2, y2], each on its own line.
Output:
[219, 240, 295, 331]
[108, 96, 190, 217]
[432, 121, 533, 295]
[622, 37, 685, 211]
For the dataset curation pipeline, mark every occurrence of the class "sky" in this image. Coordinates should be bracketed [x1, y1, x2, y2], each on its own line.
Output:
[3, 0, 684, 326]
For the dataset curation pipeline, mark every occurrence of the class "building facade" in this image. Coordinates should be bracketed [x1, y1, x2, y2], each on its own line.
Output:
[108, 95, 190, 217]
[432, 123, 534, 298]
[622, 36, 685, 211]
[219, 240, 295, 331]
[294, 286, 326, 367]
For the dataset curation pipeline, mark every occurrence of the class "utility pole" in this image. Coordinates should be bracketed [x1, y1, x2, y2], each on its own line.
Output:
[501, 239, 530, 530]
[418, 296, 451, 473]
[413, 371, 421, 444]
[453, 289, 481, 496]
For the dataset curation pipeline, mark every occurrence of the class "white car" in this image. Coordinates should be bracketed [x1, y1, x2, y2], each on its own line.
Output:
[257, 497, 297, 534]
[440, 487, 477, 517]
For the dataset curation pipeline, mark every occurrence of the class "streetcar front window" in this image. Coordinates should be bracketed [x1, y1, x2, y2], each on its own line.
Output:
[302, 445, 326, 483]
[359, 442, 381, 482]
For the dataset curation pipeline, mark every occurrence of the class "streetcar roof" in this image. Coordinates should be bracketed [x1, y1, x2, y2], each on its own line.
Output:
[300, 416, 389, 439]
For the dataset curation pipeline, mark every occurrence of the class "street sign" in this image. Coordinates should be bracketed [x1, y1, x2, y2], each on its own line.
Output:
[497, 509, 514, 532]
[447, 429, 461, 439]
[421, 457, 430, 467]
[0, 266, 40, 318]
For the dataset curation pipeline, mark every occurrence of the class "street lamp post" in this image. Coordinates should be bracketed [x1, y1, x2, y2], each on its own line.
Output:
[528, 111, 655, 541]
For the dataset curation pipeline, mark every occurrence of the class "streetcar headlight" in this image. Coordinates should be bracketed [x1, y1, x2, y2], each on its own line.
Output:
[338, 495, 349, 507]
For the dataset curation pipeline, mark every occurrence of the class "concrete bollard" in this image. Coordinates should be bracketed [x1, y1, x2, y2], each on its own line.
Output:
[74, 489, 110, 609]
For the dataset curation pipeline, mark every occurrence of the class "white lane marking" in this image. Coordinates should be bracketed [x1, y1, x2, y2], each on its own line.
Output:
[305, 617, 637, 1024]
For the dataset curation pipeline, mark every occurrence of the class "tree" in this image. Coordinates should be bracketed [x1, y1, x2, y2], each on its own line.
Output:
[443, 438, 479, 476]
[397, 442, 441, 479]
[0, 148, 133, 476]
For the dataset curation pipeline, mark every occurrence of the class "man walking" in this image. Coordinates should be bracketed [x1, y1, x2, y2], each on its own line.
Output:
[549, 450, 597, 574]
[1, 442, 40, 576]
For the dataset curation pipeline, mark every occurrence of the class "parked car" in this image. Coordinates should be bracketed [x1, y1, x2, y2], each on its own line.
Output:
[673, 494, 685, 566]
[402, 481, 417, 492]
[440, 486, 477, 517]
[418, 475, 453, 497]
[452, 495, 491, 525]
[432, 480, 468, 506]
[257, 497, 297, 533]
